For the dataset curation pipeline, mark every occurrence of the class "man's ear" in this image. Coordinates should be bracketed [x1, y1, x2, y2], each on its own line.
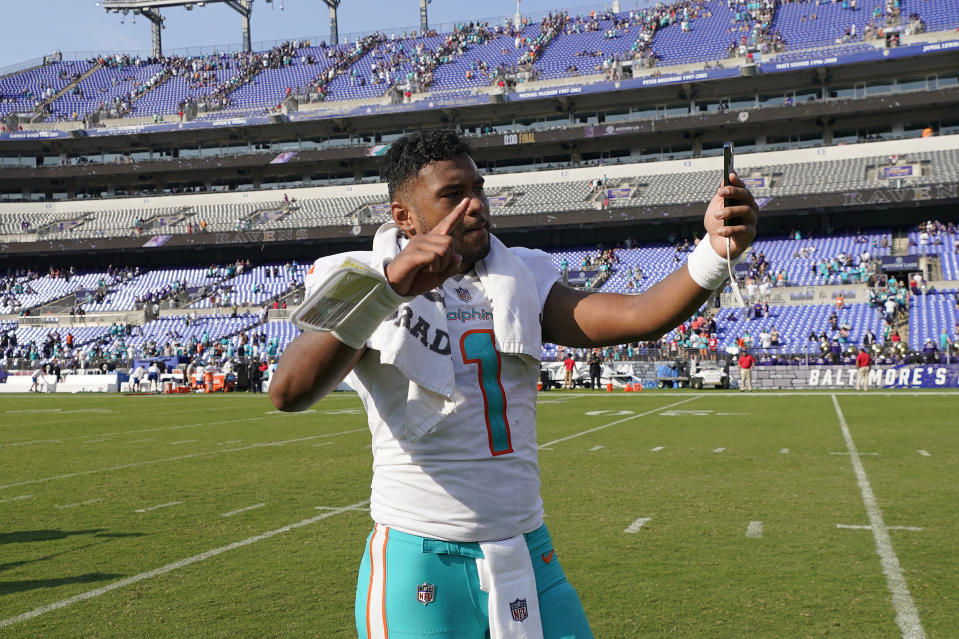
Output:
[390, 199, 415, 235]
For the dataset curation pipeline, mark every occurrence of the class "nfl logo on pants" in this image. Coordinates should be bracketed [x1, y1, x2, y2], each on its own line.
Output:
[417, 583, 435, 605]
[509, 598, 528, 622]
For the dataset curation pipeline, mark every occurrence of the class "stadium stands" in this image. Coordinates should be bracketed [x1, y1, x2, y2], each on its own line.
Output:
[4, 0, 959, 123]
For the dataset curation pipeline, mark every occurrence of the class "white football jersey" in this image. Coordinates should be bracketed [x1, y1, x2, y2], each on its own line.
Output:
[305, 246, 559, 542]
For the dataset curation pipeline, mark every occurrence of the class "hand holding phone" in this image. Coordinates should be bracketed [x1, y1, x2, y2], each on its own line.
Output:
[723, 142, 741, 227]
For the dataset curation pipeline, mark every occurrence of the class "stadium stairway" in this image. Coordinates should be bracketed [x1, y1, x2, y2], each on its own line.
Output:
[31, 62, 102, 123]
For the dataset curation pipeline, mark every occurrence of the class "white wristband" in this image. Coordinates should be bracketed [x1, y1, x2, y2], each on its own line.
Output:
[330, 279, 409, 349]
[686, 235, 745, 291]
[291, 258, 412, 349]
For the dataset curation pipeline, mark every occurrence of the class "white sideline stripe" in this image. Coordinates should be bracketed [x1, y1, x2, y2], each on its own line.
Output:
[624, 517, 651, 534]
[651, 446, 665, 452]
[781, 448, 790, 454]
[0, 494, 34, 504]
[169, 440, 197, 445]
[831, 395, 926, 639]
[0, 429, 363, 491]
[221, 503, 267, 517]
[746, 521, 764, 538]
[713, 447, 726, 453]
[837, 524, 924, 532]
[54, 498, 101, 510]
[589, 445, 605, 451]
[538, 396, 702, 449]
[0, 415, 269, 448]
[0, 500, 370, 631]
[917, 450, 931, 457]
[134, 501, 182, 513]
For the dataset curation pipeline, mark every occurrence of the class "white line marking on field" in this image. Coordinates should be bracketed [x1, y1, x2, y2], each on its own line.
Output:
[315, 505, 370, 512]
[312, 442, 333, 448]
[0, 499, 370, 631]
[589, 445, 605, 451]
[0, 439, 63, 448]
[265, 409, 318, 415]
[837, 524, 924, 532]
[831, 394, 926, 639]
[746, 521, 764, 538]
[83, 439, 110, 444]
[651, 446, 665, 452]
[221, 503, 267, 517]
[168, 440, 197, 445]
[624, 517, 651, 534]
[713, 447, 726, 453]
[220, 440, 243, 445]
[917, 450, 930, 457]
[715, 412, 748, 416]
[0, 429, 365, 491]
[134, 501, 182, 513]
[0, 494, 34, 504]
[781, 448, 790, 454]
[538, 396, 703, 449]
[831, 451, 878, 456]
[54, 498, 101, 510]
[130, 439, 155, 443]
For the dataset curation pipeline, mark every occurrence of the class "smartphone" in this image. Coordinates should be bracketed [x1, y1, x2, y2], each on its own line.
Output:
[723, 141, 740, 227]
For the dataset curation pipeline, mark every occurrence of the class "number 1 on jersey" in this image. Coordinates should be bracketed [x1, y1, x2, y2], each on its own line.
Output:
[460, 329, 513, 456]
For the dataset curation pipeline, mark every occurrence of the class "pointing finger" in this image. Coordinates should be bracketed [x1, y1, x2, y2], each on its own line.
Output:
[430, 197, 470, 236]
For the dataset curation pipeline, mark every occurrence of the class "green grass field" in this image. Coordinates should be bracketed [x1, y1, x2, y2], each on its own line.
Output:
[1, 390, 955, 638]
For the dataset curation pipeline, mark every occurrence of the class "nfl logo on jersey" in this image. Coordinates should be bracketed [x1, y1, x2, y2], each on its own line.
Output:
[454, 286, 472, 302]
[509, 598, 528, 622]
[416, 583, 435, 605]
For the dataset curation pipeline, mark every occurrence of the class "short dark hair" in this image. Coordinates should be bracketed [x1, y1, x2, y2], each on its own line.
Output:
[380, 128, 472, 201]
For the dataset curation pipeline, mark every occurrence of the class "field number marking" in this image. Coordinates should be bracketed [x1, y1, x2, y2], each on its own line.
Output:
[0, 500, 370, 631]
[781, 448, 790, 454]
[624, 517, 651, 534]
[746, 521, 764, 538]
[917, 450, 930, 457]
[135, 501, 182, 513]
[221, 503, 267, 518]
[832, 395, 926, 639]
[713, 447, 726, 453]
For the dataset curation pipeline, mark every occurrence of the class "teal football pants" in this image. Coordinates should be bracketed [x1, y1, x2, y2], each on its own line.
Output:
[355, 523, 593, 638]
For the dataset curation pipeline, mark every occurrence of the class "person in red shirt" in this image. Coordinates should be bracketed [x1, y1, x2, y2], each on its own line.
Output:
[563, 354, 576, 389]
[737, 351, 756, 391]
[855, 348, 872, 391]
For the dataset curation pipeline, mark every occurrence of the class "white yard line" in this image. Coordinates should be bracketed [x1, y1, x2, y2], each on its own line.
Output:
[0, 429, 364, 491]
[745, 521, 764, 538]
[54, 498, 101, 510]
[837, 524, 924, 532]
[220, 503, 267, 517]
[624, 517, 651, 534]
[168, 440, 197, 445]
[0, 500, 370, 631]
[134, 501, 182, 513]
[831, 395, 926, 639]
[0, 494, 34, 504]
[538, 396, 702, 449]
[588, 445, 605, 451]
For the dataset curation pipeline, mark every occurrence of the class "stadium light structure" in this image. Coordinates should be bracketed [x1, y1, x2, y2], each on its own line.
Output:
[419, 0, 429, 34]
[98, 0, 254, 56]
[321, 0, 340, 46]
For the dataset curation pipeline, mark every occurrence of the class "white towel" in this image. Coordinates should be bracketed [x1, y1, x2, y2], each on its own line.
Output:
[476, 536, 544, 639]
[366, 223, 544, 441]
